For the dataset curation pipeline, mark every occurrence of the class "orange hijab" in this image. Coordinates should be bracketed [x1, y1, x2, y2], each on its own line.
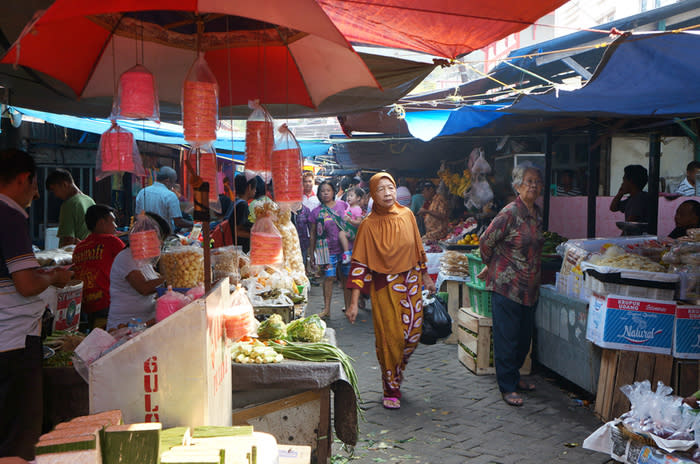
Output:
[352, 173, 427, 274]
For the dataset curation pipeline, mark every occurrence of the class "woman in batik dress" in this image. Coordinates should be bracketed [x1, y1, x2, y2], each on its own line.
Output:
[345, 173, 436, 410]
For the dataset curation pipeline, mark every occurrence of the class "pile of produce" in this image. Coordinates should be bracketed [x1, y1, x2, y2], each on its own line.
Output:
[43, 330, 86, 367]
[441, 217, 479, 244]
[256, 314, 287, 340]
[285, 314, 326, 342]
[542, 231, 567, 255]
[438, 166, 472, 197]
[230, 337, 284, 364]
[423, 240, 442, 254]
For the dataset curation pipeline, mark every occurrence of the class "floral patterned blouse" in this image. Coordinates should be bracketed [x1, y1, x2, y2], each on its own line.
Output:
[478, 197, 544, 306]
[423, 194, 448, 240]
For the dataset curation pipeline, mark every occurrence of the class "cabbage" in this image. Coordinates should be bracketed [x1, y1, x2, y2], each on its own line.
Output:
[257, 314, 287, 340]
[286, 314, 326, 343]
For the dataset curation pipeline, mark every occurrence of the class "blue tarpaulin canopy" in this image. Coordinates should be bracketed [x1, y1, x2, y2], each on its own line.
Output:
[503, 31, 700, 117]
[403, 104, 506, 141]
[11, 107, 332, 160]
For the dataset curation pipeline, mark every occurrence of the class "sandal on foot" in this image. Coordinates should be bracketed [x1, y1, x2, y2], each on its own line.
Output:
[517, 381, 536, 392]
[382, 397, 400, 409]
[319, 312, 330, 320]
[502, 392, 523, 407]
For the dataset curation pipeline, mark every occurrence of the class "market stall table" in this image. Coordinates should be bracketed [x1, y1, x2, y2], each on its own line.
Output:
[231, 329, 357, 464]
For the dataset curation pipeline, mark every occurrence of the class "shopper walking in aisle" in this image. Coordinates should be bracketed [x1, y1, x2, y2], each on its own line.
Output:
[0, 149, 73, 460]
[477, 164, 543, 407]
[45, 168, 95, 246]
[345, 172, 436, 410]
[309, 181, 349, 319]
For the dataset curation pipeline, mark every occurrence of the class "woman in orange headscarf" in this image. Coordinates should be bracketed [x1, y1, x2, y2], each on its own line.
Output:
[345, 173, 436, 410]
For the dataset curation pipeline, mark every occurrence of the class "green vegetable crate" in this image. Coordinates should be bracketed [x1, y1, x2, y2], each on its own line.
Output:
[467, 253, 486, 289]
[465, 282, 492, 317]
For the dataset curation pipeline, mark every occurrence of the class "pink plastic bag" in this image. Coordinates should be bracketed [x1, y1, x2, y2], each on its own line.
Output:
[95, 122, 145, 181]
[185, 282, 205, 301]
[129, 214, 161, 262]
[156, 286, 190, 322]
[271, 124, 303, 210]
[244, 100, 274, 183]
[182, 54, 219, 146]
[250, 215, 284, 267]
[112, 64, 160, 122]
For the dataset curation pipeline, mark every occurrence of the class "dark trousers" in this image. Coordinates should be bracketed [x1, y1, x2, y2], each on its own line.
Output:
[0, 335, 43, 460]
[491, 293, 535, 394]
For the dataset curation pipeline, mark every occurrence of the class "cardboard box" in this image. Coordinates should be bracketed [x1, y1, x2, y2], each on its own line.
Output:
[586, 293, 675, 354]
[674, 305, 700, 359]
[40, 280, 83, 331]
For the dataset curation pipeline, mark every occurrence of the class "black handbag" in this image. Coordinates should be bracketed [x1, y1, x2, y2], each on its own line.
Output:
[420, 293, 452, 345]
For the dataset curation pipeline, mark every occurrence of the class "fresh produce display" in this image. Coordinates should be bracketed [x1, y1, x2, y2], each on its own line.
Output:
[257, 314, 287, 340]
[457, 234, 479, 246]
[160, 246, 204, 288]
[231, 338, 284, 364]
[423, 240, 442, 254]
[438, 165, 472, 197]
[542, 231, 567, 255]
[285, 314, 326, 343]
[442, 217, 479, 244]
[43, 330, 85, 367]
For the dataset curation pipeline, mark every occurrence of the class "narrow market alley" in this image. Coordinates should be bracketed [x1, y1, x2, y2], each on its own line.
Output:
[306, 282, 607, 464]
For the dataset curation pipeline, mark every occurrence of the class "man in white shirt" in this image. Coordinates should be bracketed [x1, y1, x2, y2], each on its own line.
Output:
[0, 149, 73, 460]
[302, 171, 320, 211]
[676, 161, 700, 196]
[135, 166, 193, 232]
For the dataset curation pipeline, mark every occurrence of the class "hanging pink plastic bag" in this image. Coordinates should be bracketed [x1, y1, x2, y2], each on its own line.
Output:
[129, 213, 162, 262]
[182, 54, 219, 146]
[156, 286, 190, 322]
[271, 123, 303, 211]
[244, 100, 274, 182]
[250, 213, 284, 267]
[183, 144, 221, 213]
[185, 282, 206, 301]
[112, 64, 160, 122]
[95, 122, 146, 181]
[224, 284, 258, 341]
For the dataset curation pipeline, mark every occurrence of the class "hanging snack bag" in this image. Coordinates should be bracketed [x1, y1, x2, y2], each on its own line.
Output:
[250, 212, 284, 267]
[112, 64, 160, 122]
[224, 284, 258, 341]
[96, 122, 146, 181]
[129, 213, 162, 262]
[160, 245, 205, 289]
[182, 54, 219, 145]
[183, 144, 221, 213]
[244, 100, 274, 183]
[274, 208, 309, 287]
[271, 124, 303, 211]
[155, 286, 190, 322]
[211, 245, 241, 285]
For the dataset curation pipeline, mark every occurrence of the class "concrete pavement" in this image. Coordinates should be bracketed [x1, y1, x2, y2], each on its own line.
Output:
[307, 281, 609, 464]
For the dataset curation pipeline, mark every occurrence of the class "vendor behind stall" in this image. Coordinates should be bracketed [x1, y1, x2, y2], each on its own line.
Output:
[72, 204, 125, 330]
[610, 164, 651, 224]
[45, 168, 95, 246]
[669, 200, 700, 239]
[225, 174, 256, 253]
[418, 181, 448, 240]
[106, 213, 168, 331]
[0, 149, 73, 461]
[675, 161, 700, 196]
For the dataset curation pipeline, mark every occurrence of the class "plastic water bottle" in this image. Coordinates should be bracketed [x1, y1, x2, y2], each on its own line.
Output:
[127, 318, 147, 334]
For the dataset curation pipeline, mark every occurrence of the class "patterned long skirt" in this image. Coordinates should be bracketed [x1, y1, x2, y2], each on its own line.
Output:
[369, 266, 423, 398]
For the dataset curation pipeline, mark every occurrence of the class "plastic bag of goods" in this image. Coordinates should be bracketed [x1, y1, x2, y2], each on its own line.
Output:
[470, 148, 492, 175]
[129, 213, 162, 262]
[274, 208, 309, 287]
[160, 245, 204, 289]
[96, 121, 145, 181]
[224, 285, 258, 341]
[248, 195, 279, 223]
[211, 245, 241, 284]
[271, 124, 303, 210]
[183, 144, 221, 212]
[111, 64, 159, 122]
[464, 179, 494, 210]
[250, 213, 284, 267]
[185, 282, 206, 301]
[156, 286, 191, 322]
[182, 54, 219, 145]
[244, 100, 274, 182]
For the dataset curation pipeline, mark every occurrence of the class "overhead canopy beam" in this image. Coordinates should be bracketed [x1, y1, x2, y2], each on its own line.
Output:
[561, 57, 593, 80]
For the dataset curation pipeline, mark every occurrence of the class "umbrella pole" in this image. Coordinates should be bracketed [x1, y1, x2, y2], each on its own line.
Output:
[193, 182, 212, 292]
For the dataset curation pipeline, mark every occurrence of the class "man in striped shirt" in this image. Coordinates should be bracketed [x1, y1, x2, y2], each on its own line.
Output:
[675, 161, 700, 196]
[0, 149, 73, 460]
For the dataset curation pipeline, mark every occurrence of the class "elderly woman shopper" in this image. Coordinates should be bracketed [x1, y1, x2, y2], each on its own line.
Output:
[477, 164, 543, 407]
[309, 181, 350, 318]
[345, 173, 436, 410]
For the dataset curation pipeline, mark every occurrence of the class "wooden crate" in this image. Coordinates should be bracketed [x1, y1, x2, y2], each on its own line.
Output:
[594, 349, 674, 422]
[673, 359, 700, 398]
[443, 280, 470, 345]
[456, 307, 531, 376]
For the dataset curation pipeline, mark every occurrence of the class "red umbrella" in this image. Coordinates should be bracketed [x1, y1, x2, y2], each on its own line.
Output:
[1, 0, 380, 116]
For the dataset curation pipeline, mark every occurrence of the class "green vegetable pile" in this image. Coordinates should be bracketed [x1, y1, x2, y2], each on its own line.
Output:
[257, 314, 287, 340]
[285, 314, 326, 343]
[543, 231, 567, 255]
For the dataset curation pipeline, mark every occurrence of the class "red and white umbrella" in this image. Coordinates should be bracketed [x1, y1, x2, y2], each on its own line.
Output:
[1, 0, 380, 118]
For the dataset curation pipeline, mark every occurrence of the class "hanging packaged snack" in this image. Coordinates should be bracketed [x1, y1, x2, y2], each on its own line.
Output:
[183, 144, 221, 214]
[225, 285, 258, 341]
[160, 245, 205, 289]
[211, 245, 242, 285]
[112, 64, 160, 122]
[274, 208, 309, 287]
[95, 122, 146, 181]
[129, 214, 162, 262]
[271, 124, 303, 210]
[250, 212, 284, 267]
[244, 100, 274, 182]
[182, 54, 219, 145]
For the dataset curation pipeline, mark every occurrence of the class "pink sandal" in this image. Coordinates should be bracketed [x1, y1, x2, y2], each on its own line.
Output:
[383, 397, 400, 409]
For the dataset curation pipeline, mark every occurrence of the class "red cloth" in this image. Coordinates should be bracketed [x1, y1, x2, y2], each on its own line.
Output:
[72, 234, 125, 313]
